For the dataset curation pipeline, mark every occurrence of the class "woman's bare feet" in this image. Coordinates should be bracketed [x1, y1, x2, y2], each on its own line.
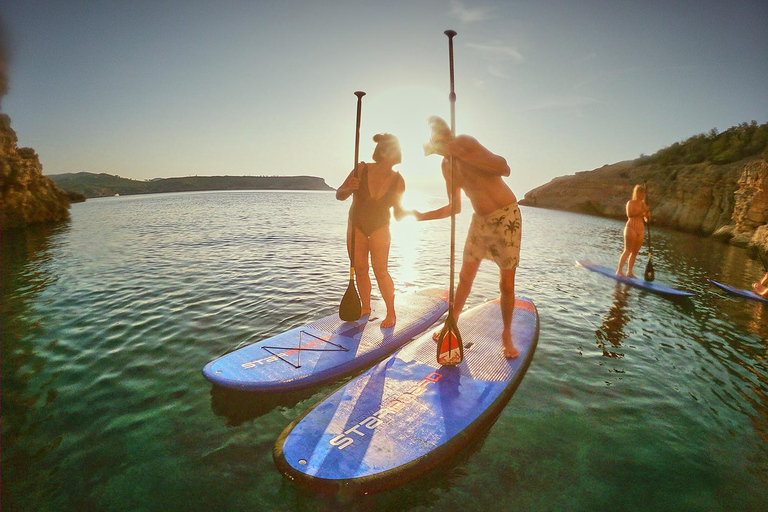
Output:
[381, 313, 396, 328]
[627, 273, 637, 278]
[616, 270, 625, 277]
[361, 308, 372, 317]
[502, 331, 519, 358]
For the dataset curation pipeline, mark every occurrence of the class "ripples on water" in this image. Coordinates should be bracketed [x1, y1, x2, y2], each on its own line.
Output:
[1, 191, 766, 511]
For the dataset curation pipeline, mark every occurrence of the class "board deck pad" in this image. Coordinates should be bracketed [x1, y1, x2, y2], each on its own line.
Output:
[708, 279, 768, 304]
[202, 288, 449, 392]
[577, 260, 695, 297]
[274, 296, 539, 494]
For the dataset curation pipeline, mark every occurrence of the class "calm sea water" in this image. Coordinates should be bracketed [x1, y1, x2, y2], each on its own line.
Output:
[2, 190, 766, 512]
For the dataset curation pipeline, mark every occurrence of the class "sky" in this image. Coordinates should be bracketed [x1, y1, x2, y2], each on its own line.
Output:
[2, 0, 767, 197]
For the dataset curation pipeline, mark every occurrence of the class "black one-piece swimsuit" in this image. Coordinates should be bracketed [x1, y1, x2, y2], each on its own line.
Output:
[349, 165, 402, 237]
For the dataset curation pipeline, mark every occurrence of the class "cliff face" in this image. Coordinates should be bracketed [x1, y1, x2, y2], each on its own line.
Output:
[0, 114, 71, 230]
[520, 156, 768, 254]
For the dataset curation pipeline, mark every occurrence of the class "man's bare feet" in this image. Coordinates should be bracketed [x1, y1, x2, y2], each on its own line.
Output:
[431, 325, 444, 342]
[381, 314, 396, 328]
[627, 273, 637, 278]
[361, 308, 372, 317]
[502, 331, 519, 358]
[616, 270, 625, 277]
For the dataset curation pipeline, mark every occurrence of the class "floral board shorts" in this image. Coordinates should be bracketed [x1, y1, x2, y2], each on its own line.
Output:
[463, 202, 522, 270]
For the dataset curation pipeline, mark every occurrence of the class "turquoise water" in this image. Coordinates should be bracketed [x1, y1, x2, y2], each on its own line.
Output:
[2, 190, 766, 511]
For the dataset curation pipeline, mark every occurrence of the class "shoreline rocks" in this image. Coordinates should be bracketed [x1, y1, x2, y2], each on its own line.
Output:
[520, 156, 768, 257]
[1, 114, 71, 230]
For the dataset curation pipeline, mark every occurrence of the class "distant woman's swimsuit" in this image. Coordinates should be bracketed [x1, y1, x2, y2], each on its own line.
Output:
[349, 165, 403, 236]
[626, 215, 645, 238]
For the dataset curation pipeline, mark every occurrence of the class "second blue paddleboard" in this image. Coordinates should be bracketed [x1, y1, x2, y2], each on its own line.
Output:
[577, 260, 695, 297]
[708, 279, 768, 304]
[274, 297, 539, 494]
[202, 288, 448, 392]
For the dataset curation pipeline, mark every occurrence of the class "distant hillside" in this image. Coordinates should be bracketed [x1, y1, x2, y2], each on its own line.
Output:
[48, 172, 334, 198]
[520, 121, 768, 255]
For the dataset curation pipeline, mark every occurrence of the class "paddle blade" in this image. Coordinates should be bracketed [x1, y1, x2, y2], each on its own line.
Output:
[436, 315, 463, 365]
[339, 278, 362, 321]
[644, 256, 655, 282]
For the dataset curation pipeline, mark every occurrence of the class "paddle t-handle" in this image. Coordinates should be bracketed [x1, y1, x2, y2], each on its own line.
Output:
[339, 91, 366, 321]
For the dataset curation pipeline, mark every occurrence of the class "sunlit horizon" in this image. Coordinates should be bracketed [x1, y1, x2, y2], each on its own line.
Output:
[2, 1, 766, 197]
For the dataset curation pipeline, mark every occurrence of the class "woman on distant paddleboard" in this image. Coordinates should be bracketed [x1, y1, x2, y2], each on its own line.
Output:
[336, 134, 408, 328]
[752, 272, 768, 298]
[616, 184, 651, 278]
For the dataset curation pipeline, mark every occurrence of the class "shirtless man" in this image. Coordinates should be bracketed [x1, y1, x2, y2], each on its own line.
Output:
[413, 116, 522, 358]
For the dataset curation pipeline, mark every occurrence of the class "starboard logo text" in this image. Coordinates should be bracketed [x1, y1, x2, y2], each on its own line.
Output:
[328, 371, 443, 450]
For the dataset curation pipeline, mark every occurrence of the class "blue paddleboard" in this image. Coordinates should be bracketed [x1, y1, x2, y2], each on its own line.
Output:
[274, 297, 539, 494]
[202, 288, 449, 392]
[708, 279, 768, 304]
[577, 260, 695, 298]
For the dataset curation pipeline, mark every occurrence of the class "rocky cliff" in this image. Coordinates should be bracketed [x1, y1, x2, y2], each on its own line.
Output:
[0, 114, 71, 230]
[520, 156, 768, 255]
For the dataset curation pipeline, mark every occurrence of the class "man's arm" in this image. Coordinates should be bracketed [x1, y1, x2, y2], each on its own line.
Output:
[414, 166, 462, 221]
[445, 135, 509, 176]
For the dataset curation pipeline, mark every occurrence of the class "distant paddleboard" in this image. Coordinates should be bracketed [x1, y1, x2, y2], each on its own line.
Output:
[274, 297, 539, 494]
[577, 260, 695, 298]
[202, 288, 448, 392]
[708, 280, 768, 304]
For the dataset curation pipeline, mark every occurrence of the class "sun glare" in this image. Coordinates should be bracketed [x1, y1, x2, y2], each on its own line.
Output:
[363, 86, 449, 192]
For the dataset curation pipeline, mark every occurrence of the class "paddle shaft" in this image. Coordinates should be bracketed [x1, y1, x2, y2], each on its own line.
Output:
[349, 91, 366, 271]
[643, 181, 655, 281]
[446, 29, 457, 306]
[436, 29, 464, 366]
[338, 92, 366, 321]
[644, 181, 652, 255]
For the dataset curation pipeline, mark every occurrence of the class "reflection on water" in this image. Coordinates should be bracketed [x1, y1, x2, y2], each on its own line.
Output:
[1, 223, 71, 510]
[209, 386, 320, 427]
[1, 192, 767, 511]
[595, 283, 630, 358]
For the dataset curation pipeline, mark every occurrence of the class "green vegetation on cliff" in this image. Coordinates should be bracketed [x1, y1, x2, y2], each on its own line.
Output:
[638, 120, 768, 167]
[1, 114, 71, 230]
[49, 173, 334, 198]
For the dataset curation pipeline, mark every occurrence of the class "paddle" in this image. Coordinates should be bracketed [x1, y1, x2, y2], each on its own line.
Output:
[643, 181, 655, 282]
[436, 29, 464, 366]
[339, 91, 366, 321]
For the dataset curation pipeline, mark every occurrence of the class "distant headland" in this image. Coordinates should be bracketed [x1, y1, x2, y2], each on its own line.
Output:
[519, 121, 768, 256]
[47, 172, 334, 198]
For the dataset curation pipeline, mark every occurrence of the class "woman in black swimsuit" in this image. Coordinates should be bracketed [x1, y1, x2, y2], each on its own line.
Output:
[336, 133, 408, 327]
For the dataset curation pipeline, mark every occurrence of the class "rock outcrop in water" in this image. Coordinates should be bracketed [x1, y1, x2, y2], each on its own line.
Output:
[521, 138, 768, 256]
[0, 114, 71, 230]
